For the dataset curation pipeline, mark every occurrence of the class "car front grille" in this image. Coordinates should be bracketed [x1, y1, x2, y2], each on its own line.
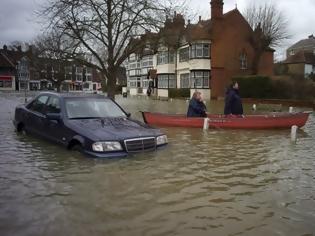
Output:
[124, 137, 156, 153]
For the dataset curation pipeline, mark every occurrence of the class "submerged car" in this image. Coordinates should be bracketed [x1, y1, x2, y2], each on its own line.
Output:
[13, 92, 168, 158]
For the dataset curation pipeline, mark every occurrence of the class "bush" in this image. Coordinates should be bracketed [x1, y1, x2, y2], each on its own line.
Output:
[232, 75, 315, 100]
[169, 88, 190, 98]
[232, 75, 273, 99]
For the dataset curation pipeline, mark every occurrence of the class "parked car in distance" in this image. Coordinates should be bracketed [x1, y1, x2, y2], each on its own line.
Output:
[13, 92, 168, 158]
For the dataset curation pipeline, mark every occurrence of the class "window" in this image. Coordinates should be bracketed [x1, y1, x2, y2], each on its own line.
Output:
[190, 71, 210, 88]
[65, 66, 72, 74]
[20, 81, 28, 89]
[157, 74, 176, 88]
[28, 95, 49, 114]
[180, 73, 190, 88]
[86, 74, 92, 81]
[0, 80, 12, 88]
[190, 43, 210, 59]
[46, 96, 61, 113]
[179, 47, 189, 62]
[158, 74, 169, 88]
[128, 78, 137, 88]
[129, 62, 137, 69]
[65, 98, 126, 119]
[141, 56, 153, 67]
[157, 51, 175, 65]
[169, 75, 176, 88]
[240, 53, 248, 70]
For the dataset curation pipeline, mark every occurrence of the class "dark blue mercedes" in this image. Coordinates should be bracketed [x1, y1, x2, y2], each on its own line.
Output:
[13, 92, 168, 158]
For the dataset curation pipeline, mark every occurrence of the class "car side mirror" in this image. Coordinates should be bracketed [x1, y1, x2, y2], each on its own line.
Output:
[46, 113, 61, 121]
[126, 112, 131, 118]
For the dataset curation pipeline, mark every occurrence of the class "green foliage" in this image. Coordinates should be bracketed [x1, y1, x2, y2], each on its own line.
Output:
[169, 88, 190, 98]
[232, 75, 315, 100]
[232, 76, 273, 98]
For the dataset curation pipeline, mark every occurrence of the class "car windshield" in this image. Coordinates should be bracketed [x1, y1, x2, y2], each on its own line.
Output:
[65, 98, 126, 119]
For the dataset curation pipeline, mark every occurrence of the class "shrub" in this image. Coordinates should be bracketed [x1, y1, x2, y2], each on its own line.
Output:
[169, 88, 190, 98]
[232, 75, 273, 99]
[232, 75, 315, 100]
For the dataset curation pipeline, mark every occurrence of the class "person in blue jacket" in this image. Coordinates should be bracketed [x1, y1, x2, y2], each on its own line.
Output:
[187, 91, 207, 117]
[224, 81, 244, 115]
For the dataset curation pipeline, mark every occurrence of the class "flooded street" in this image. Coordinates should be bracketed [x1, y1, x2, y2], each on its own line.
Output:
[0, 93, 315, 236]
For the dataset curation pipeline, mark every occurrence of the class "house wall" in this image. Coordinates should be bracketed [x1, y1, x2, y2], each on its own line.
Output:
[210, 10, 274, 99]
[156, 64, 175, 74]
[158, 89, 168, 97]
[287, 63, 305, 75]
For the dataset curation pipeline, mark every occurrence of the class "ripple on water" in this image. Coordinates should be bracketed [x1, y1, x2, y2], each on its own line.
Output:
[0, 96, 315, 236]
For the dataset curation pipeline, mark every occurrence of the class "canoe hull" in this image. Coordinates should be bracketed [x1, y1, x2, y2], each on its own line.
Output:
[142, 112, 311, 129]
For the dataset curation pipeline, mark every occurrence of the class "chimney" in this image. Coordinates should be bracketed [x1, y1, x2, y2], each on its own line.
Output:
[199, 16, 202, 22]
[211, 0, 224, 19]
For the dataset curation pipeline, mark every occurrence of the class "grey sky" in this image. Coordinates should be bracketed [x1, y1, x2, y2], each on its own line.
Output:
[0, 0, 314, 59]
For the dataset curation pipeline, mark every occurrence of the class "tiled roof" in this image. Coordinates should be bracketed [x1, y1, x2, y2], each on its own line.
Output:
[288, 35, 315, 51]
[284, 50, 315, 65]
[0, 52, 15, 68]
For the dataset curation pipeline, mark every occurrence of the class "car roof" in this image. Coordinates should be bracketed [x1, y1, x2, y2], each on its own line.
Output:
[37, 92, 110, 99]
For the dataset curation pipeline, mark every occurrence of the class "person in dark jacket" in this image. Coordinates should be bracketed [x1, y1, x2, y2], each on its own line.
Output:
[224, 82, 243, 115]
[187, 91, 207, 117]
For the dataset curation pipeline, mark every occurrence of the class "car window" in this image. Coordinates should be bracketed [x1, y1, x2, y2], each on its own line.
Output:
[28, 95, 49, 114]
[46, 96, 61, 114]
[65, 98, 126, 119]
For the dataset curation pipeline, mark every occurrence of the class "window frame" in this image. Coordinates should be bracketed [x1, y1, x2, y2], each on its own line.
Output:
[190, 70, 210, 89]
[27, 95, 49, 115]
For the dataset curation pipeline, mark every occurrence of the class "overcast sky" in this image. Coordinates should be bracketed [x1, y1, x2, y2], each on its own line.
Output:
[0, 0, 314, 59]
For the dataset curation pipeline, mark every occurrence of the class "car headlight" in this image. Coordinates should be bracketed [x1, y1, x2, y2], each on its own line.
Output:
[156, 135, 168, 146]
[92, 141, 123, 152]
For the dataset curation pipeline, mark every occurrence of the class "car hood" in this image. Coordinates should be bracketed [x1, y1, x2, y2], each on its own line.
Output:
[66, 117, 162, 141]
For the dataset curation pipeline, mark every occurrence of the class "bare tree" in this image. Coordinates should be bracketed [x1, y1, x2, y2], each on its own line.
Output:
[39, 0, 187, 98]
[244, 2, 290, 74]
[32, 31, 73, 92]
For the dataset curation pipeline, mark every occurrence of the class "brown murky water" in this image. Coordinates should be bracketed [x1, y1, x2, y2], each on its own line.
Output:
[0, 94, 315, 236]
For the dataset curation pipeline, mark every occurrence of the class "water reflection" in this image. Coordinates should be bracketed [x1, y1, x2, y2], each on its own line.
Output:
[0, 94, 314, 236]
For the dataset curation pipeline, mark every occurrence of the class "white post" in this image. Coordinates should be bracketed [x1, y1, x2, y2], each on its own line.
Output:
[203, 118, 209, 130]
[291, 125, 298, 143]
[289, 106, 293, 113]
[252, 104, 257, 111]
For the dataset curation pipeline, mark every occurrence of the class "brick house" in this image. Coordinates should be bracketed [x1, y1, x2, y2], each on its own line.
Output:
[126, 0, 274, 99]
[283, 35, 315, 78]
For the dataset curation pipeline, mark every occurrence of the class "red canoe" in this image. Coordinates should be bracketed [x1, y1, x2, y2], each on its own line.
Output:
[141, 111, 312, 129]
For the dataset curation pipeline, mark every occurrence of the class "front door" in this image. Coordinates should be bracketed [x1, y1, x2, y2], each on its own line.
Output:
[44, 96, 66, 145]
[25, 95, 49, 136]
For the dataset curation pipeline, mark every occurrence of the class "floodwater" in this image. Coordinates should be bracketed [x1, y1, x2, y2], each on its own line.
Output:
[0, 93, 315, 236]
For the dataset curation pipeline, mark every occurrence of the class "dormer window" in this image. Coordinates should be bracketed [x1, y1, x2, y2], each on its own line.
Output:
[240, 52, 247, 70]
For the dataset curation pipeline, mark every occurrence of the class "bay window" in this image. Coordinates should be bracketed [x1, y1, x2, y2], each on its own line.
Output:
[158, 74, 176, 88]
[180, 73, 190, 88]
[190, 71, 210, 88]
[190, 43, 210, 59]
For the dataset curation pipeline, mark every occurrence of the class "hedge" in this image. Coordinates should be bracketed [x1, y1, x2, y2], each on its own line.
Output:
[232, 76, 273, 99]
[169, 88, 190, 98]
[232, 75, 315, 100]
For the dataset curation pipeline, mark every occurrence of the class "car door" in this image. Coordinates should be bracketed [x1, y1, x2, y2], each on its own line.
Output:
[25, 95, 49, 137]
[44, 95, 66, 144]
